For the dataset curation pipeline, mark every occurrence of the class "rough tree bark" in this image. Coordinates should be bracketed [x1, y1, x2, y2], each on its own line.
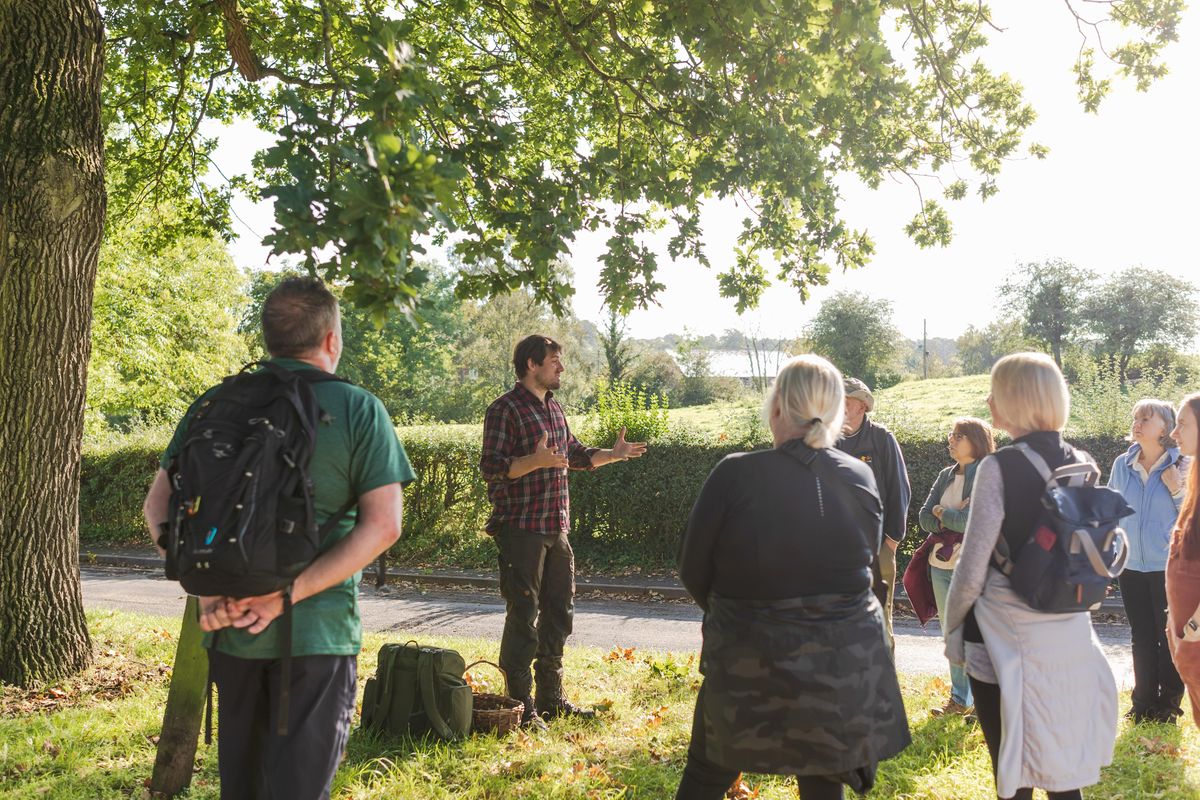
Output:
[0, 0, 105, 685]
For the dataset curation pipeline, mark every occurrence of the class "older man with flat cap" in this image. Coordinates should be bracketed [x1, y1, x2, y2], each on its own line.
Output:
[836, 377, 911, 650]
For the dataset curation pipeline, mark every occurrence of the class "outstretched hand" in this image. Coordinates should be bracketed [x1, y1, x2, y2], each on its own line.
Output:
[611, 427, 648, 461]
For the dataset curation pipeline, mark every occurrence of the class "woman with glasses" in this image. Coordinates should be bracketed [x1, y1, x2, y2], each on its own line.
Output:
[1107, 399, 1186, 723]
[903, 417, 995, 718]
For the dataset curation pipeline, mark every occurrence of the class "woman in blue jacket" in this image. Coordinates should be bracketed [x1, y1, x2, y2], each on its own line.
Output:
[903, 416, 995, 718]
[1109, 399, 1188, 723]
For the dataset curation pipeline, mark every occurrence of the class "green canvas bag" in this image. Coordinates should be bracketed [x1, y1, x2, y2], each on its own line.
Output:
[360, 641, 473, 739]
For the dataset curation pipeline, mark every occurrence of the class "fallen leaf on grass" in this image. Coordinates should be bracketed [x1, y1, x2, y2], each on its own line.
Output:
[642, 705, 670, 728]
[1138, 736, 1181, 756]
[725, 775, 759, 799]
[592, 698, 615, 714]
[42, 740, 60, 757]
[603, 647, 637, 663]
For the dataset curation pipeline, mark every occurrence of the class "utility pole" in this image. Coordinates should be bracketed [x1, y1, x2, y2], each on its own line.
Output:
[923, 319, 929, 380]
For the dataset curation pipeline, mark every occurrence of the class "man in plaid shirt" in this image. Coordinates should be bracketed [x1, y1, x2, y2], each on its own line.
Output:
[481, 334, 646, 725]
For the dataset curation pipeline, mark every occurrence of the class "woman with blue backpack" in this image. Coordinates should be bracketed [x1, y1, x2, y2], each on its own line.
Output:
[1108, 399, 1187, 724]
[943, 353, 1118, 800]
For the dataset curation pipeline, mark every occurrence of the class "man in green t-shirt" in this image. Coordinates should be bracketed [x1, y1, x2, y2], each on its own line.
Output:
[143, 277, 414, 800]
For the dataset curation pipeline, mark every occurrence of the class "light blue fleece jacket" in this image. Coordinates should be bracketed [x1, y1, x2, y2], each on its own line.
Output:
[1108, 443, 1185, 572]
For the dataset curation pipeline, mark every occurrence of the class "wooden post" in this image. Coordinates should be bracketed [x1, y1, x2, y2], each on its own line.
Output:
[375, 552, 387, 588]
[150, 596, 208, 797]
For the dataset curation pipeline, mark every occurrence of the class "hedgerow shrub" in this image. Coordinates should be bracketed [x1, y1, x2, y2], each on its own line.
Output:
[579, 380, 670, 446]
[77, 423, 1133, 572]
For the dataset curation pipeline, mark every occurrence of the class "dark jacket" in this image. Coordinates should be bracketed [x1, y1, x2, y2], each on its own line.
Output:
[903, 461, 980, 625]
[679, 438, 881, 609]
[836, 417, 912, 543]
[679, 439, 910, 780]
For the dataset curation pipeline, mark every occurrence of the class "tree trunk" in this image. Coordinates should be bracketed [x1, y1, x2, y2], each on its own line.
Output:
[0, 0, 105, 685]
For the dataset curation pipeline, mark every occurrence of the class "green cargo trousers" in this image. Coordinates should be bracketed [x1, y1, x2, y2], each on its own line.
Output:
[495, 525, 575, 702]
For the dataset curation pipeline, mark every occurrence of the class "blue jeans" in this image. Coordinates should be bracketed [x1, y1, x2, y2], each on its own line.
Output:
[930, 565, 972, 707]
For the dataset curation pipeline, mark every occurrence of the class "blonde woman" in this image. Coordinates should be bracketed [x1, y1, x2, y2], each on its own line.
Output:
[944, 353, 1117, 800]
[676, 355, 910, 800]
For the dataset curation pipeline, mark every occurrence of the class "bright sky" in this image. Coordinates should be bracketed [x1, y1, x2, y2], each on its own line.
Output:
[216, 4, 1200, 343]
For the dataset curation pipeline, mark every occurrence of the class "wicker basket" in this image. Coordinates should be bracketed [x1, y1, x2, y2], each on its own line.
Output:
[464, 660, 524, 734]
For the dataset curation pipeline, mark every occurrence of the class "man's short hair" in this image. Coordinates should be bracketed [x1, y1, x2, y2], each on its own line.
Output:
[262, 276, 340, 358]
[513, 335, 562, 379]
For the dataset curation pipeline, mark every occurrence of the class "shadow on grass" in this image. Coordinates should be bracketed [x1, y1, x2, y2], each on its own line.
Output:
[334, 712, 694, 799]
[1102, 718, 1200, 799]
[868, 711, 992, 799]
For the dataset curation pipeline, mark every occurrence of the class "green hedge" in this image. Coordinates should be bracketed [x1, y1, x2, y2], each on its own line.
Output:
[79, 426, 1132, 572]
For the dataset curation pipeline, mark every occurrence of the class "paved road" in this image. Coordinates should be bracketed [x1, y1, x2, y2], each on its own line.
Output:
[81, 568, 1134, 686]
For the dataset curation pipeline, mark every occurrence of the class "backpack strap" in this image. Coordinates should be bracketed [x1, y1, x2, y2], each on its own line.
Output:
[204, 622, 218, 745]
[418, 653, 456, 739]
[276, 585, 294, 736]
[371, 646, 399, 730]
[388, 644, 419, 734]
[1013, 442, 1098, 489]
[317, 496, 358, 540]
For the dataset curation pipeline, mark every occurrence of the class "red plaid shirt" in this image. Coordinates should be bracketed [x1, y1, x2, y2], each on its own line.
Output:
[480, 383, 597, 534]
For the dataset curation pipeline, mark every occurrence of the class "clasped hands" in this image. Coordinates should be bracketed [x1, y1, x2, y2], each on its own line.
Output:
[198, 591, 287, 634]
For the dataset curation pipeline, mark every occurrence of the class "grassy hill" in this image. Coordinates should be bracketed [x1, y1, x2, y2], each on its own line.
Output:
[659, 375, 993, 440]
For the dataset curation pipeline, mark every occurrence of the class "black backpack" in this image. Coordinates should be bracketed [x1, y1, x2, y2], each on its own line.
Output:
[162, 361, 355, 736]
[992, 443, 1134, 613]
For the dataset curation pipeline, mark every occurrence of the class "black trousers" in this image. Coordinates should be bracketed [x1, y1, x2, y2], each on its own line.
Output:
[496, 526, 575, 701]
[208, 650, 357, 800]
[674, 686, 846, 800]
[1119, 569, 1184, 720]
[969, 676, 1083, 800]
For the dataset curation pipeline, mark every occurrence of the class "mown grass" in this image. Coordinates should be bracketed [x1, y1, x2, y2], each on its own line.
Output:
[3, 610, 1200, 798]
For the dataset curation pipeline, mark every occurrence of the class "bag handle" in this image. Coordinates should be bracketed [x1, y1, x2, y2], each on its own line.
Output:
[418, 654, 458, 739]
[1075, 526, 1129, 579]
[463, 659, 508, 688]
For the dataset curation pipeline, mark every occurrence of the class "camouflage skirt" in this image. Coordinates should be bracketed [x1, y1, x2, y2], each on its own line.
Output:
[698, 590, 911, 780]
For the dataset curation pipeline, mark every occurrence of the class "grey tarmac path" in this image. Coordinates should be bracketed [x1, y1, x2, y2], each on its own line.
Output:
[81, 567, 1134, 687]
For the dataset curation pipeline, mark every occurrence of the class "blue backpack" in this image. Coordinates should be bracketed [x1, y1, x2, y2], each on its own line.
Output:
[992, 443, 1134, 613]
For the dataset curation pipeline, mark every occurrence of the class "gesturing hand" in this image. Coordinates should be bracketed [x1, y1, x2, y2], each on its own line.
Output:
[611, 427, 648, 461]
[532, 432, 569, 470]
